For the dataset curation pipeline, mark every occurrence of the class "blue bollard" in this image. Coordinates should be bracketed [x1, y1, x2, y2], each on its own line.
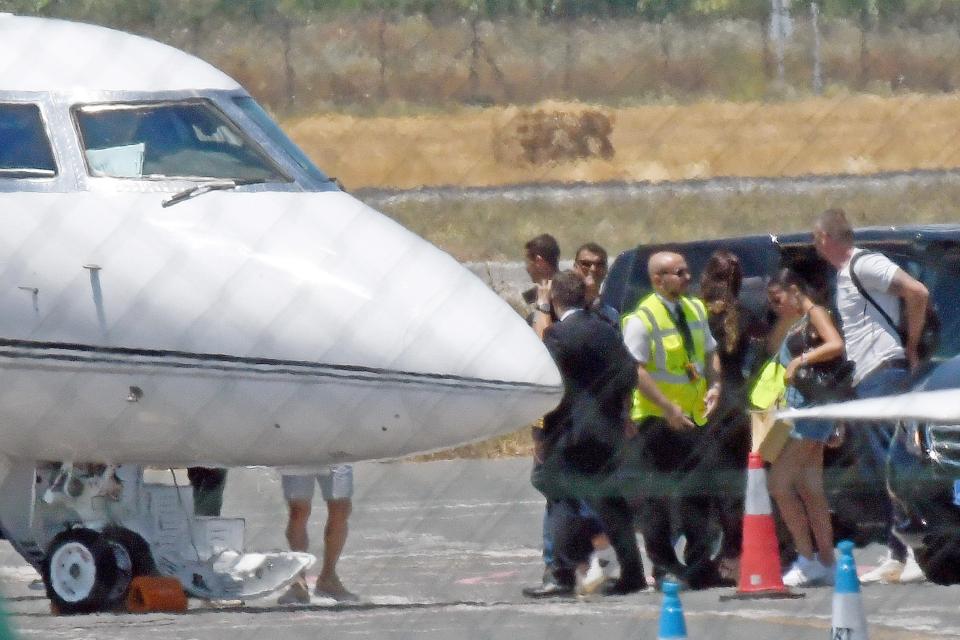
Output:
[830, 540, 869, 640]
[657, 581, 688, 640]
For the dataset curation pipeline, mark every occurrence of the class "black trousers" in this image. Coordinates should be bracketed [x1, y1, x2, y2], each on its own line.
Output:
[701, 394, 750, 560]
[187, 467, 227, 517]
[634, 417, 718, 586]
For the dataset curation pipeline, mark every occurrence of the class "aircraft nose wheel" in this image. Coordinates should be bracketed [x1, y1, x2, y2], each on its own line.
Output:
[42, 529, 119, 614]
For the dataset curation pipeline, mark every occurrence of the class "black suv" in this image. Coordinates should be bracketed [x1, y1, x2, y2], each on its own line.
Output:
[888, 354, 960, 584]
[601, 224, 960, 553]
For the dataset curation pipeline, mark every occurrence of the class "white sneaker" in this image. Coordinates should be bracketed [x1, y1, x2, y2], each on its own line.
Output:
[859, 556, 904, 585]
[578, 548, 620, 594]
[899, 549, 927, 584]
[277, 580, 311, 605]
[782, 555, 831, 587]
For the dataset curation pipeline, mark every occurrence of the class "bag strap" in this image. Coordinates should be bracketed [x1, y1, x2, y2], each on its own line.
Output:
[848, 250, 901, 340]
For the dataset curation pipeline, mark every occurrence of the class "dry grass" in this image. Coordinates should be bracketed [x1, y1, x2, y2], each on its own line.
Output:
[285, 93, 960, 191]
[410, 428, 535, 461]
[378, 175, 960, 262]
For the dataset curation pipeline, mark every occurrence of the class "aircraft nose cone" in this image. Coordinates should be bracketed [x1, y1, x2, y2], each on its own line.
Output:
[218, 192, 562, 456]
[313, 196, 563, 448]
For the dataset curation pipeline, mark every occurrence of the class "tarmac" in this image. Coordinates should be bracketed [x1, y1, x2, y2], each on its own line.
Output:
[3, 458, 960, 639]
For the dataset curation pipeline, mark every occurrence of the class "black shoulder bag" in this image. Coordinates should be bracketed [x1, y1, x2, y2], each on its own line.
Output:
[791, 315, 855, 403]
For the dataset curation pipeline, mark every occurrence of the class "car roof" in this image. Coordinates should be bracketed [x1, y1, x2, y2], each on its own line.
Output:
[603, 222, 960, 316]
[621, 223, 960, 254]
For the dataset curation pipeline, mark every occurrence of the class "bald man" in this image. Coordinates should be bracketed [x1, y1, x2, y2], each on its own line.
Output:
[621, 251, 725, 591]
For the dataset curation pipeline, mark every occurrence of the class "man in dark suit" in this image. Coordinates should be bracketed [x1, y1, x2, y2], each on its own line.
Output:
[530, 271, 647, 596]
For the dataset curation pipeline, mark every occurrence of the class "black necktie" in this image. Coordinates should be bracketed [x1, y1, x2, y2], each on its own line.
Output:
[674, 304, 695, 359]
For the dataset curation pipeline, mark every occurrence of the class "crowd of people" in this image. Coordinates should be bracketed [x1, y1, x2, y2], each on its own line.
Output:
[182, 207, 931, 606]
[521, 207, 932, 597]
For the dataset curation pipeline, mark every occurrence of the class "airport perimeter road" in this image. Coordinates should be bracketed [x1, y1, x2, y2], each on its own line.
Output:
[3, 459, 960, 639]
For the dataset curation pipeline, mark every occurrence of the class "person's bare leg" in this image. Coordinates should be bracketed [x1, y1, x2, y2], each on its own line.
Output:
[286, 499, 312, 554]
[315, 498, 354, 597]
[591, 533, 610, 551]
[769, 440, 815, 559]
[796, 441, 834, 568]
[277, 498, 313, 603]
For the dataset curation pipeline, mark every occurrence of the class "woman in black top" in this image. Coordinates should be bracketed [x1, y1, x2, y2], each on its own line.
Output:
[700, 250, 767, 581]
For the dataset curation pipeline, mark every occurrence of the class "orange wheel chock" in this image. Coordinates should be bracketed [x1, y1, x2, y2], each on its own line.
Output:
[125, 576, 188, 613]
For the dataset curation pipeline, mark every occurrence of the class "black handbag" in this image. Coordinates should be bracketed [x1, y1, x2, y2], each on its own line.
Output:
[792, 358, 855, 402]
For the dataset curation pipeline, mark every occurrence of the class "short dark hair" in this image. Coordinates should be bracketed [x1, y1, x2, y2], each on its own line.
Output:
[816, 208, 854, 245]
[525, 234, 560, 269]
[575, 242, 607, 264]
[551, 270, 586, 309]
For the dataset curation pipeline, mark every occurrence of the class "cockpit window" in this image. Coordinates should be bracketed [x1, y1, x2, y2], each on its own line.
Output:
[233, 96, 332, 185]
[0, 103, 57, 178]
[74, 100, 288, 182]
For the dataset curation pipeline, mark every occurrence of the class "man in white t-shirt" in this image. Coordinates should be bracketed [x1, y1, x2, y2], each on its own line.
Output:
[813, 208, 929, 584]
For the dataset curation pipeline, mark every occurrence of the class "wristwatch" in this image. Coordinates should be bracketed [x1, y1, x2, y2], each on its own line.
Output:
[536, 303, 551, 314]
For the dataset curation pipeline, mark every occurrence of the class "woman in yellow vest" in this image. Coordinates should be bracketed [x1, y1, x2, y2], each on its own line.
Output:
[766, 269, 845, 588]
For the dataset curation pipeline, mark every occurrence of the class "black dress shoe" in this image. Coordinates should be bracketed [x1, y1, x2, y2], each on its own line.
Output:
[601, 574, 648, 596]
[686, 566, 735, 591]
[522, 580, 575, 598]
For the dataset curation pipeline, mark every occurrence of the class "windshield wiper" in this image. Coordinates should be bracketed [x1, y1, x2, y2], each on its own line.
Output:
[0, 167, 56, 178]
[161, 178, 266, 208]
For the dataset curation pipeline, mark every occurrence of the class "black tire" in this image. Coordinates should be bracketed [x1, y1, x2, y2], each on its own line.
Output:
[102, 528, 158, 606]
[103, 527, 156, 577]
[42, 528, 118, 615]
[914, 536, 960, 585]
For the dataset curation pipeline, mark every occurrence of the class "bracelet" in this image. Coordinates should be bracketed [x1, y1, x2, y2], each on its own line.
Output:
[800, 352, 807, 366]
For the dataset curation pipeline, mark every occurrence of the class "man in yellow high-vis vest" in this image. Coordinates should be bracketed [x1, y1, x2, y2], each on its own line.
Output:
[622, 251, 724, 591]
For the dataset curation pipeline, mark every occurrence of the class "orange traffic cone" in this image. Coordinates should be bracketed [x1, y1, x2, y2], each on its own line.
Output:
[720, 452, 804, 601]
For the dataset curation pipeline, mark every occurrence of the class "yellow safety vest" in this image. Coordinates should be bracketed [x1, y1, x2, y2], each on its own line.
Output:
[624, 294, 709, 426]
[748, 359, 787, 410]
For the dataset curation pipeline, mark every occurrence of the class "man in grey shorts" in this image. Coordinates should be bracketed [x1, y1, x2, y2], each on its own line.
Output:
[277, 464, 358, 604]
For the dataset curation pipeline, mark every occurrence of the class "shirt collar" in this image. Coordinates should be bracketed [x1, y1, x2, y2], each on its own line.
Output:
[559, 308, 581, 322]
[654, 293, 679, 314]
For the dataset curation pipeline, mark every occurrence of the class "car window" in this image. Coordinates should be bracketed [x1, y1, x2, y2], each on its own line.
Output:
[74, 101, 288, 182]
[0, 103, 57, 178]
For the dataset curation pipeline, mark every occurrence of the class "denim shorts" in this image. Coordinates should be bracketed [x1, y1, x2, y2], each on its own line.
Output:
[281, 464, 353, 502]
[786, 385, 834, 443]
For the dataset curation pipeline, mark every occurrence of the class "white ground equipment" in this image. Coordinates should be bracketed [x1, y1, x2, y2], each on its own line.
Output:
[1, 462, 311, 613]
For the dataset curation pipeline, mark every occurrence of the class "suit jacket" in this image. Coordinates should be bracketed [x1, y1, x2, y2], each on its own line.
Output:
[541, 310, 638, 476]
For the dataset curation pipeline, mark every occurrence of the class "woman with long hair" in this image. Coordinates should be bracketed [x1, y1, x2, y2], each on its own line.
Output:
[699, 250, 766, 581]
[767, 268, 845, 587]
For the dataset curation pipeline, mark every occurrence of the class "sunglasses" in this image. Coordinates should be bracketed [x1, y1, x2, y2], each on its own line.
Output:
[575, 258, 607, 270]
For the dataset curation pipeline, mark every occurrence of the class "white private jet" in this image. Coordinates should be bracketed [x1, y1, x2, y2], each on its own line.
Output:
[0, 14, 561, 612]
